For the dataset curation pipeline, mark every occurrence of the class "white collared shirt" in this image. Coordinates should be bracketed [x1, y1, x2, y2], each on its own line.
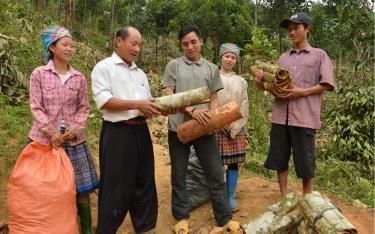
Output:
[91, 52, 151, 122]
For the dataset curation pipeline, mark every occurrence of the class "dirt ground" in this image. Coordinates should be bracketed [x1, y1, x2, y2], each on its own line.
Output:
[1, 118, 374, 233]
[88, 119, 374, 234]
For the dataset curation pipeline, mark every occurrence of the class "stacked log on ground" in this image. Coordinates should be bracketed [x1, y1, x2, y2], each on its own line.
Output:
[176, 101, 242, 144]
[154, 86, 211, 115]
[243, 191, 303, 234]
[299, 192, 357, 234]
[242, 191, 357, 234]
[250, 60, 293, 98]
[297, 220, 315, 234]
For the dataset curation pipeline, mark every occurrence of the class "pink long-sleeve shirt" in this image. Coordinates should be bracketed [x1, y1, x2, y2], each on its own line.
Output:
[28, 60, 89, 146]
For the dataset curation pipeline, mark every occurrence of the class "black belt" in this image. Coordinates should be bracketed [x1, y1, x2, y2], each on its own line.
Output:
[117, 117, 146, 125]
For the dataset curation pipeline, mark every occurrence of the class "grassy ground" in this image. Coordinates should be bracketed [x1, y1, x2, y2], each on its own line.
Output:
[242, 151, 374, 207]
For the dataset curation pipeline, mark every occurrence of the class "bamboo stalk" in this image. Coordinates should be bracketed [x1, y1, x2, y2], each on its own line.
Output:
[155, 86, 211, 115]
[176, 101, 242, 144]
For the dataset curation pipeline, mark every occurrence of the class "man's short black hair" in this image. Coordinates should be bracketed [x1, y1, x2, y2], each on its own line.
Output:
[178, 25, 202, 41]
[116, 27, 130, 40]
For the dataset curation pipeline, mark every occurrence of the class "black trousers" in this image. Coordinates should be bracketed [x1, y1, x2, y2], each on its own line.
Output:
[96, 121, 157, 234]
[168, 131, 232, 226]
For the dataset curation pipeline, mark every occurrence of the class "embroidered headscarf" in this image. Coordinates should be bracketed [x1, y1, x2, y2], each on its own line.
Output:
[218, 43, 240, 67]
[41, 25, 72, 61]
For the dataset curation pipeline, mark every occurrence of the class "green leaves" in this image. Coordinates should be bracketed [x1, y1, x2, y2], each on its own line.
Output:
[0, 35, 27, 105]
[323, 76, 374, 180]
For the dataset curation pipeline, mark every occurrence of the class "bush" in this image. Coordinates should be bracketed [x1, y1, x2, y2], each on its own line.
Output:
[320, 71, 374, 180]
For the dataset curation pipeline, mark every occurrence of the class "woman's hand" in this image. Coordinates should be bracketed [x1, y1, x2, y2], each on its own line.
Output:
[50, 132, 64, 148]
[192, 109, 211, 125]
[63, 127, 77, 141]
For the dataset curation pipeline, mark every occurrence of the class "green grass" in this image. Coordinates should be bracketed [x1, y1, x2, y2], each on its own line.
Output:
[243, 148, 375, 208]
[0, 96, 31, 176]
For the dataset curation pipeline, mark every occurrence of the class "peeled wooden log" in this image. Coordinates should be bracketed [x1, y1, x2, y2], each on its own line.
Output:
[155, 86, 210, 115]
[297, 220, 315, 234]
[243, 191, 302, 234]
[269, 208, 304, 233]
[299, 192, 357, 234]
[176, 101, 242, 144]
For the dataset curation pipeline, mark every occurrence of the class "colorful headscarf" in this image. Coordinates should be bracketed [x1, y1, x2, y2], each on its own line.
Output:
[217, 43, 240, 67]
[219, 43, 240, 59]
[41, 25, 72, 61]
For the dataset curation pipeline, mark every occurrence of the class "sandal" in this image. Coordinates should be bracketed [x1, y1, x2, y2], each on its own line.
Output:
[174, 219, 189, 234]
[224, 220, 246, 234]
[209, 226, 225, 234]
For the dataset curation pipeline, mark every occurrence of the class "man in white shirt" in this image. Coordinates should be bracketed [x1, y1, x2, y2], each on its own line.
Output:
[91, 26, 161, 234]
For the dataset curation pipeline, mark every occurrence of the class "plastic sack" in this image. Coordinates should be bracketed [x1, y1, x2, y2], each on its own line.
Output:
[187, 151, 210, 211]
[8, 142, 78, 234]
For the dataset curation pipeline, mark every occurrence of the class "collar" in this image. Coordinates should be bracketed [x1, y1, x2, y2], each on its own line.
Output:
[220, 70, 236, 77]
[182, 55, 204, 66]
[42, 60, 81, 76]
[289, 45, 312, 54]
[112, 52, 138, 69]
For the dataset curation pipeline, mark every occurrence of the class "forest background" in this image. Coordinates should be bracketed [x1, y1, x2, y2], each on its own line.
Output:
[0, 0, 373, 218]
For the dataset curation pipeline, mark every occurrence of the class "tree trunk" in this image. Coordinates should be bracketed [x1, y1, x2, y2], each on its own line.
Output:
[254, 0, 258, 26]
[35, 0, 42, 11]
[299, 192, 357, 234]
[278, 28, 283, 55]
[155, 37, 159, 67]
[71, 0, 77, 28]
[335, 49, 342, 76]
[56, 0, 61, 22]
[109, 0, 116, 51]
[83, 0, 87, 28]
[177, 101, 242, 144]
[162, 35, 166, 67]
[65, 0, 71, 27]
[155, 86, 211, 115]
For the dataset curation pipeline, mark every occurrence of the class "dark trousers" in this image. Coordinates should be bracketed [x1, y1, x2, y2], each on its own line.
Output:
[168, 131, 232, 226]
[96, 121, 157, 234]
[265, 123, 316, 180]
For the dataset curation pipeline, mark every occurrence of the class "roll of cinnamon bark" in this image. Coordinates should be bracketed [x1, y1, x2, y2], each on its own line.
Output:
[176, 101, 242, 144]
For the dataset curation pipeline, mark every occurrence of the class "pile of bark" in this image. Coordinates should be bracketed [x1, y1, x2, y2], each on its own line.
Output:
[243, 191, 357, 234]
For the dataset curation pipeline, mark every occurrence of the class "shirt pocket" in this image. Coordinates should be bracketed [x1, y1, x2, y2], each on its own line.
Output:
[68, 82, 80, 101]
[42, 82, 57, 101]
[299, 59, 320, 86]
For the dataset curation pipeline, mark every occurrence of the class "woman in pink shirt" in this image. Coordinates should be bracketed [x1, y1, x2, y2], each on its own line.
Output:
[28, 25, 98, 234]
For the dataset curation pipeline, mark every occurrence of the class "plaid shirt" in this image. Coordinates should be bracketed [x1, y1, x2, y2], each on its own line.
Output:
[28, 60, 89, 146]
